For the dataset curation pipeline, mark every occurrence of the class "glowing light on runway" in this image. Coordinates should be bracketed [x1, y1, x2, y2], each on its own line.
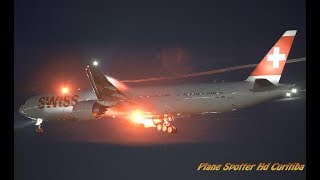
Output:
[120, 58, 306, 83]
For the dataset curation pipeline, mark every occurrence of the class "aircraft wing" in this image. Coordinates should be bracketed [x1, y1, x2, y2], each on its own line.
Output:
[85, 65, 174, 115]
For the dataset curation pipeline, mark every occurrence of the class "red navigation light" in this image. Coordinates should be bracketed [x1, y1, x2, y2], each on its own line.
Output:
[61, 87, 69, 94]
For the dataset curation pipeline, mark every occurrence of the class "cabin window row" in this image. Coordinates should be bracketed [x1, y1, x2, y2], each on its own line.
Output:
[136, 94, 171, 98]
[182, 92, 223, 96]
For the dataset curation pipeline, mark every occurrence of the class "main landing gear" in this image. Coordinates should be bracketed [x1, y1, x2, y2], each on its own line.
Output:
[35, 118, 44, 134]
[153, 114, 177, 134]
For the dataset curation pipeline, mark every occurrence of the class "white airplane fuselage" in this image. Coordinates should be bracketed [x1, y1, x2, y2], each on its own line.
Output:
[17, 30, 300, 134]
[19, 81, 293, 121]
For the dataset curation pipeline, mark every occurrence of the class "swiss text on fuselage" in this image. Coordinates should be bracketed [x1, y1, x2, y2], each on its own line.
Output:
[38, 95, 79, 108]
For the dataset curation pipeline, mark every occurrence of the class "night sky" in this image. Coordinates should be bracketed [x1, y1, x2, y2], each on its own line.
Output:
[14, 0, 306, 180]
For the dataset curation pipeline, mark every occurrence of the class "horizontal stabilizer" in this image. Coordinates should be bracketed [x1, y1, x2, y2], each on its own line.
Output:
[251, 79, 277, 92]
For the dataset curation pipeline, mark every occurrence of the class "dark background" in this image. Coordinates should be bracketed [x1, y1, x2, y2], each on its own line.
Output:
[14, 0, 306, 179]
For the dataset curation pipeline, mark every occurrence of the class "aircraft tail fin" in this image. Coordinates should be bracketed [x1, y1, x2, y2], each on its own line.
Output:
[245, 30, 297, 83]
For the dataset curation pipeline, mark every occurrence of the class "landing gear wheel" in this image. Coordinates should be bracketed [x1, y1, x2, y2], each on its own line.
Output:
[36, 127, 44, 134]
[172, 126, 177, 133]
[156, 124, 162, 131]
[153, 114, 178, 133]
[167, 126, 173, 133]
[162, 125, 167, 132]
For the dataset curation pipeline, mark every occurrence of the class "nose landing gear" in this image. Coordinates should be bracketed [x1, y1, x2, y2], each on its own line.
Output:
[35, 118, 44, 134]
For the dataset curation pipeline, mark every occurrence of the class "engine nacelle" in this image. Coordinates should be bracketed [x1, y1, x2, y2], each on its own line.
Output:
[72, 100, 107, 121]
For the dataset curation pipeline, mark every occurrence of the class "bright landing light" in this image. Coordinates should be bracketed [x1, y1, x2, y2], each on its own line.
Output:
[286, 92, 291, 97]
[132, 111, 143, 124]
[130, 110, 155, 128]
[291, 88, 297, 93]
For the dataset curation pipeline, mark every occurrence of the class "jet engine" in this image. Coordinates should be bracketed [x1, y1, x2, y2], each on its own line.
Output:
[72, 100, 107, 121]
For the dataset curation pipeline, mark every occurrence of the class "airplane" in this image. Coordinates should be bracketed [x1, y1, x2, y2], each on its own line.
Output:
[19, 30, 301, 134]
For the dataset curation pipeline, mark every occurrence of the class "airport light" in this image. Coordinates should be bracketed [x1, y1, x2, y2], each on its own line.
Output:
[291, 88, 297, 93]
[286, 92, 291, 97]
